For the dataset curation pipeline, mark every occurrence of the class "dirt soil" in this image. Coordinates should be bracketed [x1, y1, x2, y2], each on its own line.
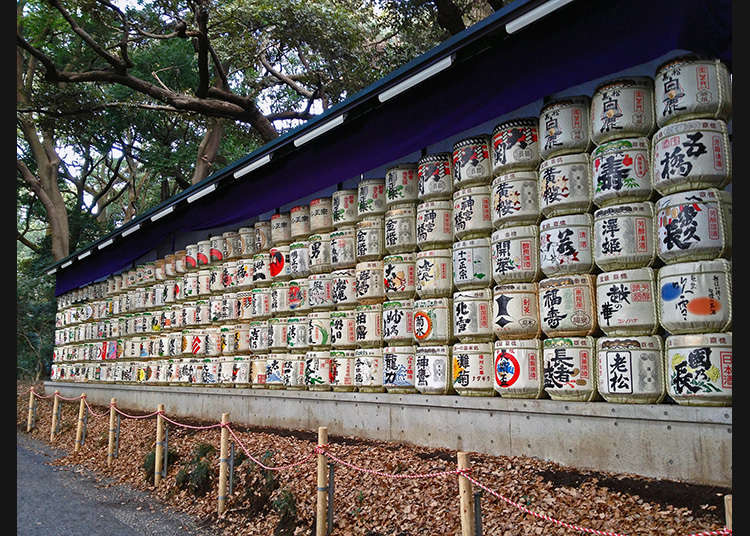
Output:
[17, 381, 731, 536]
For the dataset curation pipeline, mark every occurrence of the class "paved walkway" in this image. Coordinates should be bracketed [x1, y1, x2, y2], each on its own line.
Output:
[17, 433, 222, 536]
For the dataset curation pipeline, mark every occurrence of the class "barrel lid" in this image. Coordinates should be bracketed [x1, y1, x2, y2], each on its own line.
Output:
[655, 54, 721, 75]
[539, 152, 589, 168]
[383, 252, 416, 262]
[493, 282, 537, 292]
[593, 201, 653, 219]
[593, 76, 653, 95]
[452, 134, 491, 151]
[592, 137, 650, 157]
[657, 258, 731, 278]
[492, 170, 538, 184]
[418, 152, 452, 164]
[491, 225, 538, 241]
[597, 335, 662, 351]
[492, 117, 537, 133]
[540, 95, 590, 114]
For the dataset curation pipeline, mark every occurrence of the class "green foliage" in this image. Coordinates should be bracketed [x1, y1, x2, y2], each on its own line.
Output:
[175, 442, 217, 496]
[142, 446, 180, 484]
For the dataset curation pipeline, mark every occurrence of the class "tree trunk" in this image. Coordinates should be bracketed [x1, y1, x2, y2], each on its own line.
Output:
[191, 117, 225, 184]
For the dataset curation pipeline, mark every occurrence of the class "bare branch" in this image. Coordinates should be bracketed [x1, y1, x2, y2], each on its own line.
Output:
[259, 50, 313, 98]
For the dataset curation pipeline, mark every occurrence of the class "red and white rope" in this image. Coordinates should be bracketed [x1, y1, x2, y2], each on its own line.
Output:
[158, 412, 224, 431]
[83, 398, 109, 418]
[320, 447, 465, 480]
[112, 406, 161, 420]
[226, 425, 317, 472]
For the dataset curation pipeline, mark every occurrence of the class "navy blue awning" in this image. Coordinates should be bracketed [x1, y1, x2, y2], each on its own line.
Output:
[48, 0, 732, 296]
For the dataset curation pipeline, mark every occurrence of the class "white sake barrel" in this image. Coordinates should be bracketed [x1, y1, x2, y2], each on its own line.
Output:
[223, 292, 240, 324]
[651, 119, 731, 195]
[270, 212, 292, 246]
[204, 327, 222, 357]
[416, 200, 453, 249]
[238, 227, 256, 258]
[383, 345, 417, 393]
[271, 281, 291, 317]
[452, 135, 492, 189]
[591, 138, 652, 207]
[308, 311, 331, 349]
[385, 163, 419, 207]
[254, 220, 272, 253]
[539, 153, 593, 217]
[330, 269, 357, 308]
[355, 303, 382, 348]
[413, 298, 453, 346]
[284, 355, 306, 390]
[286, 316, 309, 353]
[539, 213, 595, 277]
[197, 240, 212, 268]
[414, 345, 453, 394]
[491, 225, 541, 284]
[593, 202, 656, 271]
[208, 264, 224, 294]
[331, 350, 356, 392]
[538, 274, 597, 337]
[452, 342, 495, 396]
[265, 354, 286, 389]
[382, 299, 414, 346]
[657, 259, 732, 335]
[539, 96, 591, 159]
[330, 309, 357, 349]
[233, 356, 252, 387]
[248, 320, 269, 354]
[288, 241, 311, 279]
[494, 338, 545, 399]
[590, 77, 656, 145]
[597, 335, 666, 404]
[184, 246, 198, 272]
[418, 153, 454, 202]
[290, 204, 310, 240]
[269, 245, 291, 281]
[356, 216, 385, 261]
[308, 232, 332, 274]
[452, 288, 493, 343]
[305, 350, 332, 391]
[197, 269, 211, 297]
[492, 283, 541, 340]
[331, 189, 358, 229]
[354, 347, 384, 392]
[250, 357, 267, 388]
[268, 318, 288, 352]
[491, 171, 541, 230]
[383, 254, 417, 300]
[252, 253, 271, 287]
[384, 204, 417, 254]
[654, 55, 732, 127]
[355, 261, 385, 304]
[288, 279, 309, 314]
[543, 336, 598, 401]
[452, 238, 492, 290]
[195, 300, 210, 326]
[491, 117, 541, 175]
[309, 197, 334, 234]
[453, 186, 493, 240]
[209, 235, 227, 264]
[656, 188, 731, 264]
[596, 268, 659, 336]
[330, 227, 357, 270]
[357, 178, 386, 220]
[665, 332, 732, 406]
[250, 287, 271, 320]
[308, 272, 334, 311]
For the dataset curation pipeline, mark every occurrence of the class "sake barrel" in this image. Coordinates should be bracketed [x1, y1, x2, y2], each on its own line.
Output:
[354, 303, 382, 348]
[491, 171, 541, 229]
[331, 269, 358, 308]
[284, 355, 307, 390]
[248, 320, 270, 354]
[452, 342, 495, 396]
[269, 245, 291, 281]
[383, 345, 417, 393]
[308, 232, 332, 274]
[268, 318, 288, 352]
[185, 245, 199, 272]
[383, 254, 417, 300]
[596, 335, 666, 404]
[491, 225, 541, 284]
[355, 261, 385, 304]
[596, 268, 659, 336]
[539, 96, 591, 159]
[385, 163, 419, 207]
[453, 186, 493, 240]
[539, 153, 593, 217]
[331, 350, 356, 392]
[655, 188, 731, 264]
[308, 272, 334, 311]
[289, 241, 311, 279]
[415, 345, 453, 394]
[357, 178, 386, 219]
[382, 299, 414, 346]
[309, 197, 334, 234]
[288, 278, 309, 314]
[539, 213, 595, 277]
[413, 298, 453, 346]
[494, 338, 545, 399]
[308, 311, 331, 349]
[416, 249, 453, 298]
[417, 153, 454, 201]
[290, 205, 310, 240]
[232, 323, 250, 355]
[452, 238, 492, 290]
[271, 281, 291, 317]
[238, 227, 256, 258]
[265, 354, 286, 389]
[591, 138, 652, 207]
[651, 119, 731, 195]
[492, 283, 541, 340]
[250, 357, 267, 388]
[286, 316, 309, 353]
[356, 216, 385, 261]
[452, 135, 492, 189]
[208, 264, 224, 295]
[665, 332, 732, 406]
[593, 202, 656, 271]
[657, 259, 732, 335]
[252, 253, 271, 287]
[250, 287, 271, 320]
[590, 77, 656, 145]
[491, 117, 541, 175]
[354, 347, 385, 392]
[538, 274, 597, 337]
[332, 189, 358, 229]
[452, 288, 493, 343]
[305, 350, 332, 391]
[330, 309, 357, 349]
[384, 204, 417, 254]
[330, 227, 357, 270]
[542, 336, 598, 401]
[197, 240, 211, 267]
[654, 55, 732, 127]
[237, 291, 252, 321]
[254, 220, 272, 253]
[416, 200, 453, 249]
[270, 212, 292, 246]
[232, 356, 251, 387]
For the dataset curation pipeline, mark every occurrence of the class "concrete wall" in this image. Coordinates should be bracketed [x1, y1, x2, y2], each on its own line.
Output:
[46, 381, 732, 487]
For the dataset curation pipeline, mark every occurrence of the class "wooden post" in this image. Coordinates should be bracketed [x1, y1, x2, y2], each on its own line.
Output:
[107, 398, 117, 467]
[154, 404, 165, 486]
[26, 388, 35, 432]
[725, 494, 732, 530]
[49, 391, 60, 442]
[217, 413, 230, 516]
[74, 394, 86, 453]
[316, 427, 328, 536]
[457, 452, 476, 536]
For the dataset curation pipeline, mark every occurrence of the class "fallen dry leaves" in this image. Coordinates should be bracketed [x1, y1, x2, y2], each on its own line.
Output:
[17, 381, 730, 536]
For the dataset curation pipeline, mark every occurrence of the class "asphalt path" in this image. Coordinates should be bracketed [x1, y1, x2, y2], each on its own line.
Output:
[17, 433, 222, 536]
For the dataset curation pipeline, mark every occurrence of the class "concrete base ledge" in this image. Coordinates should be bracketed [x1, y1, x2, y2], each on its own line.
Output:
[45, 381, 732, 487]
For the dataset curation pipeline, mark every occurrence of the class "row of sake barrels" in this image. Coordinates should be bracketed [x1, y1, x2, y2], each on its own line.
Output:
[50, 330, 732, 407]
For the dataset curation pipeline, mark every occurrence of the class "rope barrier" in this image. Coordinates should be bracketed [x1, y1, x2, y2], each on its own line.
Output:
[158, 413, 224, 431]
[226, 425, 317, 472]
[112, 407, 161, 420]
[56, 393, 84, 402]
[31, 390, 55, 400]
[83, 398, 109, 418]
[320, 446, 465, 480]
